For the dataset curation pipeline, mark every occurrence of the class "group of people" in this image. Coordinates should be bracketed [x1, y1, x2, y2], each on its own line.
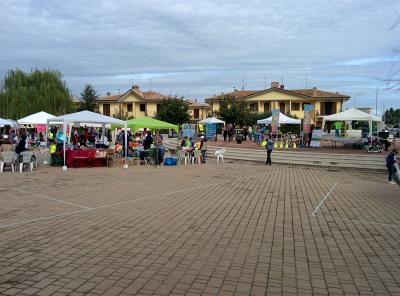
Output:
[0, 129, 35, 159]
[179, 135, 208, 163]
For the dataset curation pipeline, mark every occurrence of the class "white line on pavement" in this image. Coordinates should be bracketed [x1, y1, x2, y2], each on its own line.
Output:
[12, 188, 93, 210]
[0, 209, 90, 229]
[312, 183, 337, 216]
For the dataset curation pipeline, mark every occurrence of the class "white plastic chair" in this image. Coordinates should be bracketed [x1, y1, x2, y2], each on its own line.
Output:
[19, 151, 34, 173]
[214, 148, 225, 164]
[192, 150, 201, 164]
[178, 150, 189, 165]
[0, 151, 17, 173]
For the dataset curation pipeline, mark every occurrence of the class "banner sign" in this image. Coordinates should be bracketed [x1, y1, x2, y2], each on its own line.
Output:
[182, 123, 196, 138]
[205, 123, 216, 139]
[271, 109, 280, 134]
[310, 129, 322, 148]
[303, 104, 314, 133]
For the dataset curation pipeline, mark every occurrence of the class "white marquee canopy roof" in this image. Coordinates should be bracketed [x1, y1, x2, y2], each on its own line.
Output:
[198, 117, 226, 124]
[47, 110, 126, 125]
[322, 108, 381, 122]
[18, 111, 55, 125]
[257, 112, 301, 125]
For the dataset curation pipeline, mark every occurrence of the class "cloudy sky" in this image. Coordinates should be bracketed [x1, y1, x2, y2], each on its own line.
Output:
[1, 0, 399, 112]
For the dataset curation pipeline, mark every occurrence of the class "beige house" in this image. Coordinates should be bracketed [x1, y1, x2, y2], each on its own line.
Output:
[205, 82, 350, 127]
[96, 85, 210, 122]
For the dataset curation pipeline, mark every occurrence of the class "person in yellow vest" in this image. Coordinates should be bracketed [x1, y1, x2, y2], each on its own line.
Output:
[199, 136, 207, 163]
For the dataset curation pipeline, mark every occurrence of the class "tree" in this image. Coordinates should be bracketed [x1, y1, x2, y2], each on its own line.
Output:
[80, 84, 98, 111]
[156, 97, 190, 125]
[217, 95, 249, 126]
[112, 105, 134, 120]
[383, 107, 400, 125]
[0, 69, 73, 119]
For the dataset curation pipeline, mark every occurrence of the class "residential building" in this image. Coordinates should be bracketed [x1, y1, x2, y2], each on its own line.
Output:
[205, 82, 351, 126]
[96, 85, 209, 122]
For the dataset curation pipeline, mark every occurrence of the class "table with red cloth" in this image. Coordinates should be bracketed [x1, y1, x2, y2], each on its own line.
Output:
[66, 149, 107, 168]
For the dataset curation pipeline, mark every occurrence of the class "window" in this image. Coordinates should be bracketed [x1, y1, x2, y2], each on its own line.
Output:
[291, 102, 300, 111]
[156, 104, 161, 114]
[249, 103, 258, 112]
[127, 103, 133, 112]
[264, 103, 270, 112]
[279, 102, 285, 113]
[194, 109, 200, 119]
[103, 104, 110, 116]
[140, 104, 146, 112]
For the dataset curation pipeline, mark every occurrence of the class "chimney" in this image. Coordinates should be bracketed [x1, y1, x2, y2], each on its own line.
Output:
[194, 99, 197, 102]
[271, 81, 280, 88]
[106, 92, 110, 96]
[132, 85, 139, 90]
[280, 84, 285, 90]
[312, 87, 317, 96]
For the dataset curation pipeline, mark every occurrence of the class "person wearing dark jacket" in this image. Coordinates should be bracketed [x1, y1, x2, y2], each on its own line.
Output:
[15, 135, 27, 155]
[386, 148, 398, 184]
[143, 130, 153, 150]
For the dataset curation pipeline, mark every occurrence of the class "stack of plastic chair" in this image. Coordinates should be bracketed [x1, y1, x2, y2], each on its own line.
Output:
[215, 148, 225, 164]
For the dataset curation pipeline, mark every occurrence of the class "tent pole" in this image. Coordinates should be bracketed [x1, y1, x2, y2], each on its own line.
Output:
[44, 120, 49, 165]
[62, 121, 67, 171]
[123, 122, 128, 168]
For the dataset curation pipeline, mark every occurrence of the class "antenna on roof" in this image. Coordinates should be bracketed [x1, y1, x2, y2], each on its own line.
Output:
[264, 75, 267, 89]
[281, 76, 284, 85]
[241, 78, 245, 90]
[150, 78, 153, 91]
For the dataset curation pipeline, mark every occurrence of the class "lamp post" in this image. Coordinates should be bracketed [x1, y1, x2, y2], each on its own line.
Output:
[353, 93, 365, 108]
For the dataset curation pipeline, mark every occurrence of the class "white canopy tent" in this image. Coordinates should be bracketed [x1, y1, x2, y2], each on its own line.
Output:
[0, 118, 14, 126]
[198, 117, 226, 125]
[321, 108, 381, 137]
[257, 112, 301, 125]
[47, 110, 128, 170]
[18, 111, 55, 125]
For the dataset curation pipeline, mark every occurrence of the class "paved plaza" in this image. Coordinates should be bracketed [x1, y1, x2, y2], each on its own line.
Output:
[0, 162, 399, 295]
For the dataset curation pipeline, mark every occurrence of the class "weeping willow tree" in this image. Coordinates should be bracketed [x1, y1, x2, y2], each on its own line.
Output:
[0, 69, 74, 119]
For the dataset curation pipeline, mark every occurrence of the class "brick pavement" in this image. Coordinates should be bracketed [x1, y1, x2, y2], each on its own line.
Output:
[0, 162, 399, 295]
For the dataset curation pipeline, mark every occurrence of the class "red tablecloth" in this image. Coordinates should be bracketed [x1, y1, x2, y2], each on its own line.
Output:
[66, 149, 107, 168]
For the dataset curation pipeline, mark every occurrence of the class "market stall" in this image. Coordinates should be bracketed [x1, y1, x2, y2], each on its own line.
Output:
[47, 110, 128, 170]
[321, 108, 381, 138]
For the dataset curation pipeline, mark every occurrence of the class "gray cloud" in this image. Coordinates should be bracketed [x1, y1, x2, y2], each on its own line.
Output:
[0, 0, 399, 112]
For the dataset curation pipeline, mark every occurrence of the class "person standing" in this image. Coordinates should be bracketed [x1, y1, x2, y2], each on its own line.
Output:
[223, 127, 228, 142]
[199, 136, 207, 163]
[265, 135, 273, 165]
[386, 148, 398, 184]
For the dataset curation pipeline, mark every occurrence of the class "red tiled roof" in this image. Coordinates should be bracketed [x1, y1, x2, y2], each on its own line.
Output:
[96, 94, 122, 102]
[289, 89, 350, 99]
[185, 99, 210, 108]
[205, 90, 259, 102]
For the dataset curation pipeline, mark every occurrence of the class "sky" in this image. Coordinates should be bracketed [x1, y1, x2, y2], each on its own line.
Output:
[1, 0, 399, 114]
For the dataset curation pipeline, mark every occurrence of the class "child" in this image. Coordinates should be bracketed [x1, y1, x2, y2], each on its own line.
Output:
[386, 148, 398, 184]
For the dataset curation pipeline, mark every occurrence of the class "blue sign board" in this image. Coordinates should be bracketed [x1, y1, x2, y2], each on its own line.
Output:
[205, 123, 216, 139]
[182, 123, 196, 138]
